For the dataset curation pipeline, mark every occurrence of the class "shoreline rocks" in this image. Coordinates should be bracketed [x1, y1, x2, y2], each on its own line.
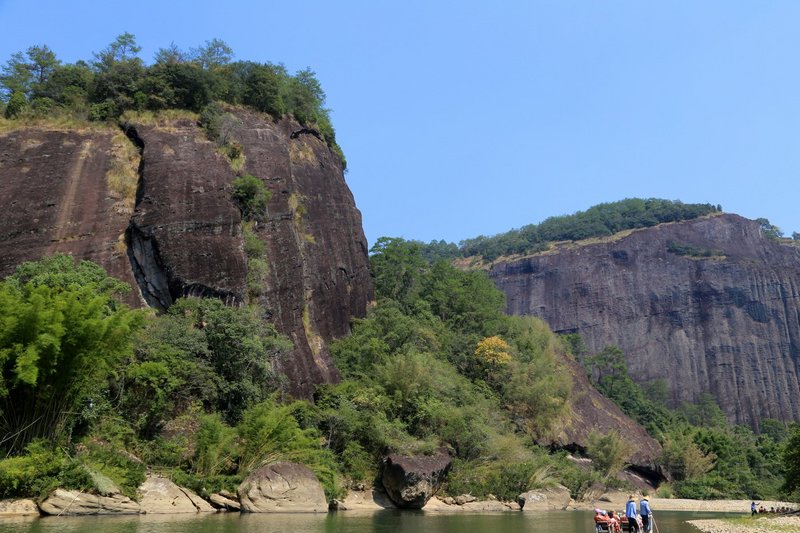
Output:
[381, 451, 452, 509]
[0, 499, 39, 516]
[39, 489, 140, 516]
[238, 461, 328, 513]
[138, 476, 215, 514]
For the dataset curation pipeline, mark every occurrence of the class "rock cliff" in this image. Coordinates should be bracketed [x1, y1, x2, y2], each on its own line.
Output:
[490, 214, 800, 428]
[0, 111, 373, 397]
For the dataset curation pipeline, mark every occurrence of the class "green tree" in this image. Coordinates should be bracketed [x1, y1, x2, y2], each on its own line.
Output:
[26, 45, 59, 88]
[3, 91, 26, 118]
[0, 52, 30, 100]
[585, 345, 627, 397]
[93, 33, 141, 71]
[755, 218, 783, 240]
[0, 255, 143, 454]
[231, 174, 272, 222]
[782, 425, 800, 498]
[121, 297, 291, 428]
[243, 64, 286, 118]
[587, 430, 632, 478]
[190, 38, 233, 69]
[369, 237, 429, 310]
[153, 42, 186, 65]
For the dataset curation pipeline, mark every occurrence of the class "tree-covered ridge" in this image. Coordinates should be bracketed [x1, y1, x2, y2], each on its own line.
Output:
[0, 34, 343, 164]
[418, 198, 722, 262]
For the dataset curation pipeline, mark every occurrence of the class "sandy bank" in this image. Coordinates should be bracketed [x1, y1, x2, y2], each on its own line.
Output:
[688, 515, 800, 533]
[572, 489, 797, 514]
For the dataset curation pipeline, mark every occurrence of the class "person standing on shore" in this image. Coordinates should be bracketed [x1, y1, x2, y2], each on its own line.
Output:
[640, 496, 652, 532]
[626, 495, 640, 533]
[751, 501, 757, 516]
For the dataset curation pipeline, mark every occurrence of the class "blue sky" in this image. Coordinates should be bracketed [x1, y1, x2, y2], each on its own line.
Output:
[1, 1, 798, 246]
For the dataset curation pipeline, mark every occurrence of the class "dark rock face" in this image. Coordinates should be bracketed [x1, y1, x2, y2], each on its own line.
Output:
[490, 214, 800, 428]
[381, 451, 451, 508]
[0, 129, 140, 304]
[0, 114, 373, 397]
[126, 121, 247, 310]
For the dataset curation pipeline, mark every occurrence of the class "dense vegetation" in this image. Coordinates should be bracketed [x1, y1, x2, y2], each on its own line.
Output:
[0, 34, 344, 165]
[576, 342, 790, 500]
[0, 252, 567, 500]
[452, 198, 722, 261]
[2, 248, 797, 505]
[415, 199, 722, 262]
[417, 200, 795, 263]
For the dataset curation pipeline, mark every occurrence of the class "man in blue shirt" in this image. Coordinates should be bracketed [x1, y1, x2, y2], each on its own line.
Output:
[625, 495, 639, 533]
[640, 496, 652, 532]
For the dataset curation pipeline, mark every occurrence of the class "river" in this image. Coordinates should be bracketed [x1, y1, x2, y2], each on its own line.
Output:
[1, 509, 740, 532]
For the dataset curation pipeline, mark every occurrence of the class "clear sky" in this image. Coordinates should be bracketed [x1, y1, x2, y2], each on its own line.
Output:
[1, 1, 798, 247]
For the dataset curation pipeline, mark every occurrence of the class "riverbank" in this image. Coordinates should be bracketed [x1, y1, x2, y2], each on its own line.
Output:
[688, 515, 800, 532]
[572, 489, 797, 514]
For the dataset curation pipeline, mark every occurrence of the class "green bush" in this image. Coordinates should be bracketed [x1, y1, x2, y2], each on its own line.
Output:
[231, 174, 271, 221]
[78, 440, 146, 500]
[586, 430, 632, 479]
[0, 441, 92, 499]
[194, 413, 237, 477]
[447, 457, 554, 501]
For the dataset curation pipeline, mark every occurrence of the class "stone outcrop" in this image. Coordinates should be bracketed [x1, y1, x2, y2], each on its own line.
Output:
[490, 214, 800, 428]
[0, 112, 373, 397]
[208, 492, 241, 511]
[425, 496, 516, 512]
[0, 498, 39, 516]
[39, 489, 140, 515]
[339, 487, 397, 510]
[518, 485, 572, 511]
[138, 475, 215, 513]
[381, 451, 452, 509]
[237, 461, 328, 512]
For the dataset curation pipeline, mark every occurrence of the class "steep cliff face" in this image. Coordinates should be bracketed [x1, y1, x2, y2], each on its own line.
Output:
[0, 128, 139, 296]
[0, 112, 373, 397]
[490, 214, 800, 428]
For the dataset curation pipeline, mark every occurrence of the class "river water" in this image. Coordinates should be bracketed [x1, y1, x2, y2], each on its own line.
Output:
[1, 509, 738, 532]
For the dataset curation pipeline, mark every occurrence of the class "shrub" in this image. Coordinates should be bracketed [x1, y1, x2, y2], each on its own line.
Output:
[231, 174, 271, 221]
[0, 440, 92, 499]
[237, 398, 341, 498]
[447, 456, 555, 501]
[587, 430, 632, 479]
[193, 413, 237, 477]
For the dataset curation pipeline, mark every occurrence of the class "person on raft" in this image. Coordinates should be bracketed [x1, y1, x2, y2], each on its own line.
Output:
[639, 496, 652, 532]
[626, 495, 640, 533]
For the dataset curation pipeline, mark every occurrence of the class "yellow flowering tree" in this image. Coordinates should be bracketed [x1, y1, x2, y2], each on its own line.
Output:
[475, 336, 512, 367]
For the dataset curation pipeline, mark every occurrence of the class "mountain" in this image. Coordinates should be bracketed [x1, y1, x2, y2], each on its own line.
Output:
[0, 109, 373, 397]
[489, 213, 800, 429]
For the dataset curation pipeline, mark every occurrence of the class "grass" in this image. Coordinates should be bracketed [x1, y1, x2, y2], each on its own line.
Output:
[107, 131, 141, 215]
[119, 109, 199, 129]
[0, 113, 110, 134]
[288, 193, 316, 244]
[289, 142, 317, 165]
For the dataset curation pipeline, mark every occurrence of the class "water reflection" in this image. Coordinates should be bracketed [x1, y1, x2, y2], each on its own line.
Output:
[1, 509, 740, 533]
